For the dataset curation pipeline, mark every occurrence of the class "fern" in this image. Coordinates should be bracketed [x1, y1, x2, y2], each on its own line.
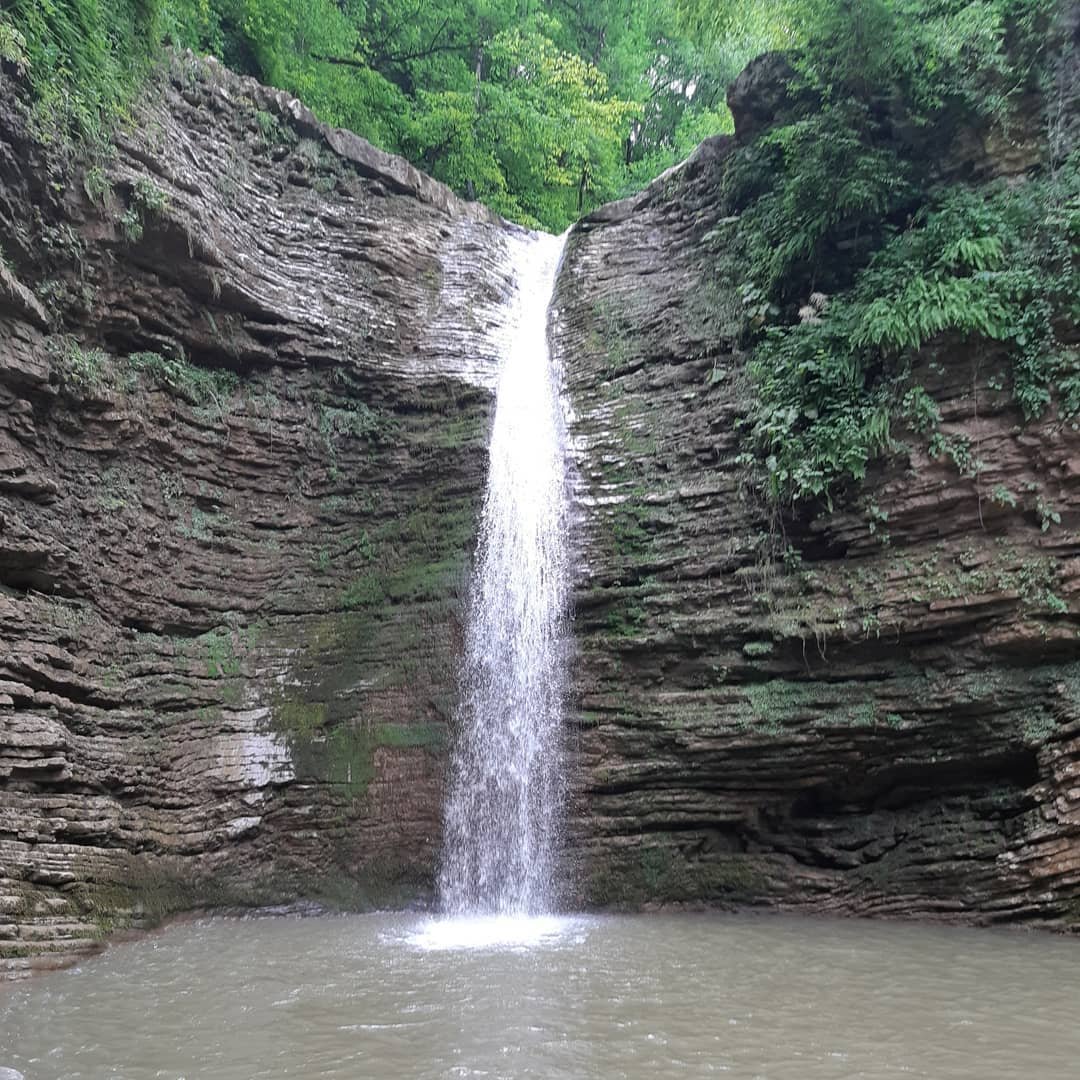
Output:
[740, 153, 1080, 506]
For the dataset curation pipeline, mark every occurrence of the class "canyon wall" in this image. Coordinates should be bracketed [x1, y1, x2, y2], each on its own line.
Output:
[2, 24, 1079, 978]
[555, 40, 1080, 923]
[0, 53, 518, 977]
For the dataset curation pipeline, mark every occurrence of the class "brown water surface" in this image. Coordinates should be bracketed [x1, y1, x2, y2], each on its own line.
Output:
[1, 911, 1077, 1079]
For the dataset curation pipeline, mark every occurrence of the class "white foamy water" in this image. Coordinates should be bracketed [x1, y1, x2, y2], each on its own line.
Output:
[404, 914, 584, 952]
[438, 229, 571, 916]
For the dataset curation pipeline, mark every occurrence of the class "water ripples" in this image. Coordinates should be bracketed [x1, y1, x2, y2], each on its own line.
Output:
[3, 912, 1079, 1079]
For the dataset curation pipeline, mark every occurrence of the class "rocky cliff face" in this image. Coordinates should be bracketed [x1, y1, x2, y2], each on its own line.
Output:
[554, 37, 1080, 924]
[2, 28, 1078, 980]
[0, 53, 520, 977]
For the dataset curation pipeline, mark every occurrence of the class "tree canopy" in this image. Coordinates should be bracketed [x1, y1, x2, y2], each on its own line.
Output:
[0, 0, 791, 229]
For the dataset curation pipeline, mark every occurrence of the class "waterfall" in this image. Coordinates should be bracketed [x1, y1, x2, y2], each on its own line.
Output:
[438, 230, 571, 917]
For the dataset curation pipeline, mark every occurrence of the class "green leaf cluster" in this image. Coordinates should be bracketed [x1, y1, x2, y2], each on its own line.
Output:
[704, 0, 1077, 507]
[746, 162, 1080, 507]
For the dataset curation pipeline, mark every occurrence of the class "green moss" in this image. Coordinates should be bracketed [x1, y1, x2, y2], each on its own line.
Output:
[840, 700, 878, 727]
[275, 699, 328, 737]
[271, 690, 446, 798]
[70, 860, 303, 940]
[587, 848, 767, 908]
[589, 296, 636, 371]
[310, 858, 435, 911]
[176, 507, 227, 542]
[432, 414, 483, 450]
[606, 600, 647, 639]
[340, 573, 386, 609]
[304, 611, 379, 660]
[384, 559, 460, 604]
[200, 628, 245, 677]
[741, 679, 814, 733]
[1019, 708, 1056, 746]
[609, 498, 652, 559]
[742, 640, 775, 658]
[331, 498, 474, 614]
[374, 721, 447, 750]
[318, 402, 385, 448]
[0, 944, 39, 959]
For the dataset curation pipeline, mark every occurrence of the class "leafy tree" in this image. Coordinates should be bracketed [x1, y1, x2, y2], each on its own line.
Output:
[1, 0, 749, 228]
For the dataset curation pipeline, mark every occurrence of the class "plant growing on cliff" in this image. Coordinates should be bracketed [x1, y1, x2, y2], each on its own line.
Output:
[3, 0, 161, 142]
[49, 337, 111, 392]
[712, 0, 1079, 509]
[743, 156, 1080, 507]
[119, 176, 168, 242]
[0, 17, 28, 72]
[125, 350, 238, 407]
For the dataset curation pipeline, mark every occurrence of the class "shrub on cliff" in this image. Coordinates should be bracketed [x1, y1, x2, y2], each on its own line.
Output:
[693, 0, 1079, 509]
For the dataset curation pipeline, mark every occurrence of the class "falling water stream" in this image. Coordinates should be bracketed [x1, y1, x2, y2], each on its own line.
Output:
[439, 230, 571, 918]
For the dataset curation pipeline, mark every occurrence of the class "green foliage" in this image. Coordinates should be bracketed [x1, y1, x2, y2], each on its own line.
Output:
[201, 627, 243, 677]
[133, 175, 167, 211]
[744, 161, 1080, 506]
[708, 0, 1078, 508]
[318, 401, 383, 443]
[1035, 494, 1062, 532]
[49, 336, 110, 391]
[254, 107, 288, 145]
[730, 102, 913, 298]
[3, 0, 162, 142]
[126, 349, 238, 405]
[408, 27, 637, 227]
[120, 176, 168, 241]
[680, 0, 1049, 121]
[340, 573, 386, 610]
[0, 17, 29, 71]
[83, 164, 113, 203]
[2, 0, 757, 229]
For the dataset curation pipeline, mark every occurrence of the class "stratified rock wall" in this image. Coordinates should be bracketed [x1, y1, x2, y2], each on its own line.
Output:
[554, 124, 1080, 924]
[3, 30, 1079, 981]
[0, 53, 519, 977]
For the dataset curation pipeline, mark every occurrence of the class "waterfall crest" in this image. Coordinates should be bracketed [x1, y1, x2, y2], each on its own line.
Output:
[439, 230, 571, 916]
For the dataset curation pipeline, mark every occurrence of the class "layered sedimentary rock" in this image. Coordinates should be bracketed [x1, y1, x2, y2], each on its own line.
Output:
[2, 22, 1079, 981]
[0, 53, 519, 977]
[555, 57, 1080, 925]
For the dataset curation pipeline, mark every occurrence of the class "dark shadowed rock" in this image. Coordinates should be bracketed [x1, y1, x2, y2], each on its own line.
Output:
[726, 51, 804, 143]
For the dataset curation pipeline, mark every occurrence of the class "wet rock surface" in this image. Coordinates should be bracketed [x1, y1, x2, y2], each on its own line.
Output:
[0, 54, 517, 976]
[553, 108, 1080, 927]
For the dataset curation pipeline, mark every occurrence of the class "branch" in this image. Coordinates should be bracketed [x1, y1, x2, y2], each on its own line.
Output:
[312, 54, 369, 69]
[313, 36, 476, 70]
